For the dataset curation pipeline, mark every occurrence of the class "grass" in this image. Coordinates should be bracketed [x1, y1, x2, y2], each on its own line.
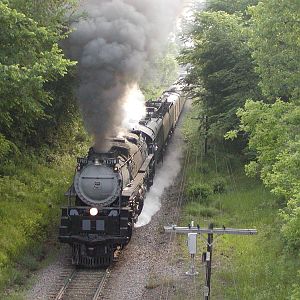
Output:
[180, 147, 300, 299]
[0, 152, 81, 298]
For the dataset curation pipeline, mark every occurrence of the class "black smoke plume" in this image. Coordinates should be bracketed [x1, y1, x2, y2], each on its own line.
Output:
[67, 0, 183, 151]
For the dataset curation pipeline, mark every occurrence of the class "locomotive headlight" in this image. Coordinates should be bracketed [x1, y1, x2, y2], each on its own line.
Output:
[90, 207, 98, 216]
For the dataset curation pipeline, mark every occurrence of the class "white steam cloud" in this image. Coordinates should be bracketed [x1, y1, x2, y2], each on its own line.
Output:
[136, 127, 184, 227]
[122, 84, 146, 129]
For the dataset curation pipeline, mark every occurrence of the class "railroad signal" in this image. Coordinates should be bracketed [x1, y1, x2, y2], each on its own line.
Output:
[164, 222, 258, 300]
[186, 232, 198, 276]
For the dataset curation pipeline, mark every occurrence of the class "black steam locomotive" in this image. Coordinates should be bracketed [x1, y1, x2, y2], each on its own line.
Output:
[59, 85, 185, 267]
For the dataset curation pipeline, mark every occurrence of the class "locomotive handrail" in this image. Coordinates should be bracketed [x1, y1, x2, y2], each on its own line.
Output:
[119, 143, 145, 169]
[81, 176, 115, 179]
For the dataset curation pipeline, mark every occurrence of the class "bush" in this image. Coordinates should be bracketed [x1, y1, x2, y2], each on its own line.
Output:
[186, 183, 212, 203]
[212, 178, 226, 194]
[291, 280, 300, 300]
[280, 197, 300, 251]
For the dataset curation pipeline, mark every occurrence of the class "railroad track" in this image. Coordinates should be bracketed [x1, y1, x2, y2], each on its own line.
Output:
[50, 268, 109, 300]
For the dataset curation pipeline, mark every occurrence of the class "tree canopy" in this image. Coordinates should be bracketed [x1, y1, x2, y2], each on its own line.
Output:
[0, 1, 76, 148]
[248, 0, 300, 101]
[179, 6, 260, 138]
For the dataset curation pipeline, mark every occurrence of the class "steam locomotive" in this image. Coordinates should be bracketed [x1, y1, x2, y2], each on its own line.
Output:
[59, 85, 185, 267]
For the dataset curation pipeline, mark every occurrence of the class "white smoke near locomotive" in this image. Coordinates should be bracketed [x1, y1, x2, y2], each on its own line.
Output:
[135, 119, 185, 227]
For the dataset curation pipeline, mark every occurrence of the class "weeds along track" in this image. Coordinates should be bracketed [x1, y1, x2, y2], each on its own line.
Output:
[50, 266, 109, 300]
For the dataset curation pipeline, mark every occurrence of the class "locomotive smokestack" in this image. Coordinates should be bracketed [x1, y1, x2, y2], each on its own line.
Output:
[66, 0, 184, 151]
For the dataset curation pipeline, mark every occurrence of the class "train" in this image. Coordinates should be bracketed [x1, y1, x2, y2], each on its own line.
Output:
[59, 84, 186, 267]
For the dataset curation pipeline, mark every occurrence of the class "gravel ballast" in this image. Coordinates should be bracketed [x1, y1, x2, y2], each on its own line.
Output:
[27, 101, 200, 300]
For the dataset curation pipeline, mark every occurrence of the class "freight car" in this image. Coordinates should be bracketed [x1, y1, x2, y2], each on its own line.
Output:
[59, 85, 185, 267]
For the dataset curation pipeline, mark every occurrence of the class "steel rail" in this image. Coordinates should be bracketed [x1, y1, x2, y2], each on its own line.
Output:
[53, 267, 109, 300]
[54, 269, 77, 300]
[92, 268, 109, 300]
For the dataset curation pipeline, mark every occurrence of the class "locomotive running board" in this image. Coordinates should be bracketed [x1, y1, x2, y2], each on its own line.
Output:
[122, 154, 154, 197]
[139, 154, 154, 173]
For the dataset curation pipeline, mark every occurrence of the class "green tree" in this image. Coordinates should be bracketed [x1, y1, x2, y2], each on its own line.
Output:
[0, 2, 76, 145]
[7, 0, 78, 32]
[207, 0, 258, 14]
[230, 0, 300, 250]
[248, 0, 300, 101]
[179, 10, 260, 138]
[231, 100, 300, 250]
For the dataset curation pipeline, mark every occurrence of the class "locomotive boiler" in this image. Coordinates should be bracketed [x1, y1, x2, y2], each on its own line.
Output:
[59, 84, 185, 267]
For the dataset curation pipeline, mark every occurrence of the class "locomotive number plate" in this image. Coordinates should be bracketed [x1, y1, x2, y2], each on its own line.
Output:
[103, 158, 119, 165]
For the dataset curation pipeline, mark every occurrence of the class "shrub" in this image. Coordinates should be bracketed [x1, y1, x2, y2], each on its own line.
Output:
[212, 178, 226, 194]
[0, 151, 75, 293]
[280, 197, 300, 251]
[187, 183, 212, 203]
[291, 280, 300, 300]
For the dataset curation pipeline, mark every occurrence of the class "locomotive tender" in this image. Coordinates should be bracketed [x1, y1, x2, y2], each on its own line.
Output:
[59, 85, 185, 267]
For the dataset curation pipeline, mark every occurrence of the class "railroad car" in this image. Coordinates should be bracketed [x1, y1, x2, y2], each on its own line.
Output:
[59, 84, 185, 267]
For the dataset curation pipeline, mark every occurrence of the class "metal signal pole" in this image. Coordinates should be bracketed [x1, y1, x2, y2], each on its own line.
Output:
[164, 223, 257, 299]
[204, 223, 213, 299]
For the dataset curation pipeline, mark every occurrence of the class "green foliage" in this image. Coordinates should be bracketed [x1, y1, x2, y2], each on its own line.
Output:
[7, 0, 78, 31]
[181, 0, 300, 294]
[187, 183, 212, 203]
[207, 0, 259, 14]
[0, 153, 77, 292]
[291, 272, 300, 300]
[236, 99, 300, 249]
[222, 0, 300, 251]
[0, 2, 76, 144]
[280, 196, 300, 251]
[248, 0, 300, 100]
[0, 1, 90, 294]
[182, 0, 299, 253]
[0, 134, 18, 161]
[179, 10, 260, 139]
[212, 177, 226, 194]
